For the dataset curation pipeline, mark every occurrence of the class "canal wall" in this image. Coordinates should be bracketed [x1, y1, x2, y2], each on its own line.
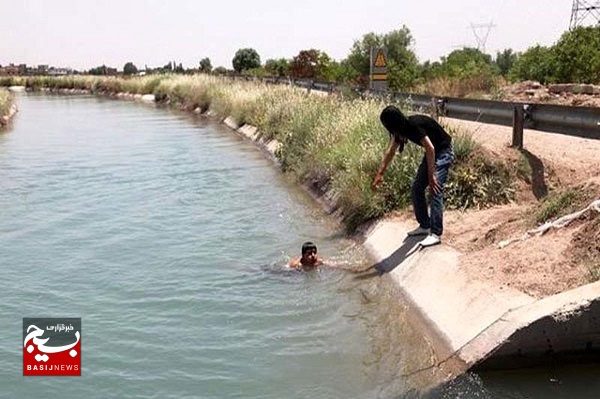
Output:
[0, 87, 20, 127]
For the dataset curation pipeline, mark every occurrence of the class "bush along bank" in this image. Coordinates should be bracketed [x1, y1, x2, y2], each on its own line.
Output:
[2, 75, 516, 230]
[0, 88, 17, 128]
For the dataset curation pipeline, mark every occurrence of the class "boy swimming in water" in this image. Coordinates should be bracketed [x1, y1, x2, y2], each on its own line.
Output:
[289, 241, 324, 269]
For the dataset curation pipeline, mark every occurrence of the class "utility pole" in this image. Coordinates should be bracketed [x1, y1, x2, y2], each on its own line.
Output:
[570, 0, 600, 29]
[469, 22, 496, 53]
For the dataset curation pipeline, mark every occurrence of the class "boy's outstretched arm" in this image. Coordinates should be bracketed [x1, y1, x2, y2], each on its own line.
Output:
[372, 139, 399, 189]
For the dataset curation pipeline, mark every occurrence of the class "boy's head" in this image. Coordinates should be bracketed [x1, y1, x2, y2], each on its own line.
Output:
[380, 105, 408, 152]
[301, 241, 317, 256]
[301, 242, 318, 265]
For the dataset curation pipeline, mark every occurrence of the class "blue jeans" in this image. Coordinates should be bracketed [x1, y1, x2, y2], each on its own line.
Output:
[411, 147, 454, 236]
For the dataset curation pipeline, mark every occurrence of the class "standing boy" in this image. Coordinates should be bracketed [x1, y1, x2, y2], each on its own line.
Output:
[372, 105, 454, 247]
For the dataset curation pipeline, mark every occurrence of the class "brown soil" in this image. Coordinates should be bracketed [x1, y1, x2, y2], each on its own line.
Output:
[439, 117, 600, 298]
[498, 81, 600, 108]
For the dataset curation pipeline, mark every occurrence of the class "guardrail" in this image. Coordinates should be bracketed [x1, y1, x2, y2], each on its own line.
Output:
[228, 74, 600, 148]
[393, 93, 600, 148]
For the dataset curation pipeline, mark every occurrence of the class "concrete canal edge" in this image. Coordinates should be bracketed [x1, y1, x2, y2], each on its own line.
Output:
[219, 116, 600, 382]
[362, 219, 600, 376]
[0, 104, 18, 128]
[1, 86, 22, 127]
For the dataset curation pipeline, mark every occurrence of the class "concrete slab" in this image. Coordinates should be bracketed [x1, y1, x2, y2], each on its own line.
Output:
[237, 124, 259, 141]
[460, 280, 600, 369]
[141, 94, 155, 103]
[363, 216, 600, 376]
[223, 116, 239, 130]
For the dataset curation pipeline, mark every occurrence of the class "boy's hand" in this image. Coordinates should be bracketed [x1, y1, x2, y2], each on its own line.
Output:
[429, 174, 441, 195]
[372, 172, 383, 189]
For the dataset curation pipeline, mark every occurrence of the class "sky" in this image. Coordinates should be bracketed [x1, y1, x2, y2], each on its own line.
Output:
[1, 0, 581, 71]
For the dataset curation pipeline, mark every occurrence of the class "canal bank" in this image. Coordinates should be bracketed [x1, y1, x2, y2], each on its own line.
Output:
[0, 88, 18, 128]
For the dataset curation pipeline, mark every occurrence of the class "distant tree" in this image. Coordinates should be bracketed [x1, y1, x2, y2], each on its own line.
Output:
[344, 27, 419, 90]
[334, 59, 361, 83]
[494, 49, 517, 77]
[321, 59, 346, 82]
[213, 66, 227, 75]
[509, 45, 556, 84]
[424, 47, 498, 95]
[290, 49, 333, 80]
[89, 65, 109, 75]
[437, 47, 495, 78]
[123, 62, 138, 76]
[244, 66, 267, 77]
[419, 60, 443, 80]
[232, 48, 261, 73]
[199, 57, 212, 73]
[175, 63, 184, 73]
[552, 26, 600, 83]
[264, 58, 290, 77]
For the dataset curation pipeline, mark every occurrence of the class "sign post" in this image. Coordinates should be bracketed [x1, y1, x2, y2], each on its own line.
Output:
[370, 47, 388, 93]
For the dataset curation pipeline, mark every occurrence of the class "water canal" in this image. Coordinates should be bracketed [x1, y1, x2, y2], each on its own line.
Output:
[1, 93, 599, 398]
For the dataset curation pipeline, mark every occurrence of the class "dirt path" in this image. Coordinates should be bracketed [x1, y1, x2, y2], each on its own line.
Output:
[438, 118, 600, 298]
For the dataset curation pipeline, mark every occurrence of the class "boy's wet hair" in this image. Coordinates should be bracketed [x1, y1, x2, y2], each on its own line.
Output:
[380, 105, 408, 152]
[301, 241, 317, 255]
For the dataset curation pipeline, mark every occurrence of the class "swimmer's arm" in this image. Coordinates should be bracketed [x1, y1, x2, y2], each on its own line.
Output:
[319, 258, 345, 269]
[321, 259, 373, 273]
[288, 257, 301, 269]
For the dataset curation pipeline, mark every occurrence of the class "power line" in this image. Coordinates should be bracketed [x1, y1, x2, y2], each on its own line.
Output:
[570, 0, 600, 29]
[469, 22, 496, 53]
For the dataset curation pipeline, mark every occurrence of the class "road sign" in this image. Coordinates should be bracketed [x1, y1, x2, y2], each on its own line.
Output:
[370, 47, 388, 92]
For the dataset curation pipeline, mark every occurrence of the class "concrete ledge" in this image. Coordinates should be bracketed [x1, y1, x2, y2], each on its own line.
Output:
[363, 216, 600, 379]
[220, 117, 283, 160]
[8, 86, 26, 93]
[141, 94, 155, 103]
[461, 280, 600, 370]
[0, 104, 18, 127]
[223, 116, 239, 130]
[235, 123, 282, 159]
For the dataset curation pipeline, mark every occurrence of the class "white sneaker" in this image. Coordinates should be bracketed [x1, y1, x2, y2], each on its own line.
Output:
[420, 233, 441, 247]
[407, 226, 430, 236]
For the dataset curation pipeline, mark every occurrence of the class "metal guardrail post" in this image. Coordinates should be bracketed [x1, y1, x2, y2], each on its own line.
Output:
[435, 98, 447, 119]
[512, 105, 525, 149]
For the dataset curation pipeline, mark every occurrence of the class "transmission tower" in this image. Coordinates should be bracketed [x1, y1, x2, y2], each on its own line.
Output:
[570, 0, 600, 29]
[469, 22, 496, 53]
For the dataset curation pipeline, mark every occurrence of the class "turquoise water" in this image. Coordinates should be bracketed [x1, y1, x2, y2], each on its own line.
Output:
[2, 93, 600, 398]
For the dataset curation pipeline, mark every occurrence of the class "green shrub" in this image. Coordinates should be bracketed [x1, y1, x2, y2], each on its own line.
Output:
[0, 77, 16, 87]
[445, 153, 514, 210]
[535, 189, 579, 224]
